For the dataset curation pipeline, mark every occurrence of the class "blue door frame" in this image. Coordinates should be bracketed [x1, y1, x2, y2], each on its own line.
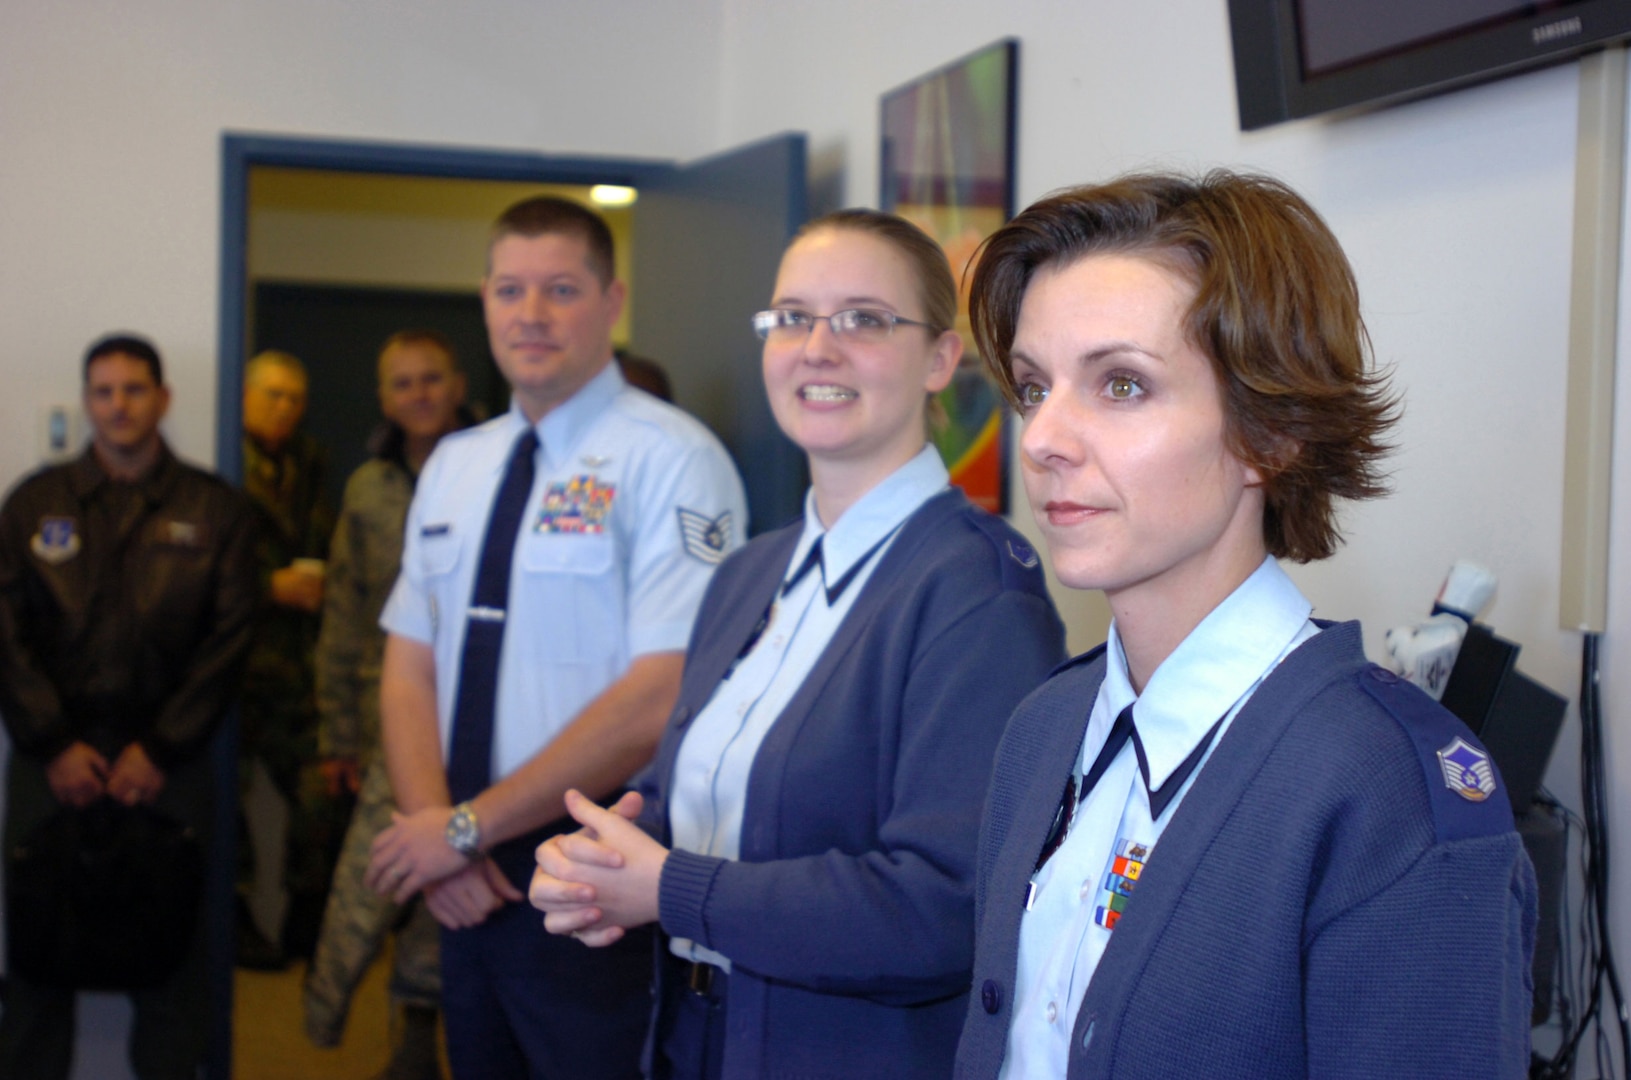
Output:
[213, 129, 807, 1078]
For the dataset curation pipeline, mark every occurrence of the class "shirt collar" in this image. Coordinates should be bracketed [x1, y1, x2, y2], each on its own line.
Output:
[516, 359, 624, 466]
[67, 440, 177, 502]
[785, 444, 949, 590]
[1103, 556, 1314, 791]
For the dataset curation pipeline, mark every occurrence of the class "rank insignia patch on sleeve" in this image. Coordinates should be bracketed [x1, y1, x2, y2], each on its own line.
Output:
[30, 517, 80, 564]
[1007, 539, 1040, 568]
[677, 508, 731, 565]
[1436, 736, 1497, 802]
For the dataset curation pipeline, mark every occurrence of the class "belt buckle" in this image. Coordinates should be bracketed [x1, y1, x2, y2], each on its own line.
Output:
[686, 961, 714, 996]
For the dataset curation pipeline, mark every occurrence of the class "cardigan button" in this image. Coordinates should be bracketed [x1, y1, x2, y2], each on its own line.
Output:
[981, 979, 1002, 1015]
[1080, 1016, 1096, 1050]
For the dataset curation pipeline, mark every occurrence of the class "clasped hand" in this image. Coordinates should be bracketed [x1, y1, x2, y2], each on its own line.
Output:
[367, 806, 522, 929]
[530, 789, 666, 947]
[48, 741, 166, 809]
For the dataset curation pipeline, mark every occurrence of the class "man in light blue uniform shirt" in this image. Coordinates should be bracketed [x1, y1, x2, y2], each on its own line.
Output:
[366, 196, 747, 1078]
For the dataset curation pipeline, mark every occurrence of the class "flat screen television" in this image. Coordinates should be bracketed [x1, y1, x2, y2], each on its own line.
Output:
[1229, 0, 1631, 130]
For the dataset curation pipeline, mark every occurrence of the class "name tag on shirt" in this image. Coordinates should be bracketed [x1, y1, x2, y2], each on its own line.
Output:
[158, 520, 207, 548]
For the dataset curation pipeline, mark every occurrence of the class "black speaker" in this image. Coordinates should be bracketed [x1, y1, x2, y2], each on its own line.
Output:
[1438, 623, 1567, 813]
[1517, 806, 1566, 1026]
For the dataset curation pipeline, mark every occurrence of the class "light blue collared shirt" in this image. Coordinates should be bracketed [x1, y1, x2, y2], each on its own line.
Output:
[667, 444, 950, 969]
[381, 361, 748, 782]
[1000, 556, 1318, 1079]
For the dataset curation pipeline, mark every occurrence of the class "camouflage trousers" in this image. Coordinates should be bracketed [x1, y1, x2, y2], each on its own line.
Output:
[304, 757, 441, 1047]
[238, 692, 350, 894]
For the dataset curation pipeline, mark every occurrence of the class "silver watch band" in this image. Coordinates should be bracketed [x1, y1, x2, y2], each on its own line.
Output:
[445, 801, 482, 858]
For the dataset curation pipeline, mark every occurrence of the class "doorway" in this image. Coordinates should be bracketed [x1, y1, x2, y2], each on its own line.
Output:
[243, 167, 644, 511]
[211, 131, 807, 1079]
[219, 133, 809, 520]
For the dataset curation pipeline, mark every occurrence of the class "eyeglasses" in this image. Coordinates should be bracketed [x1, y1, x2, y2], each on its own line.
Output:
[750, 308, 937, 343]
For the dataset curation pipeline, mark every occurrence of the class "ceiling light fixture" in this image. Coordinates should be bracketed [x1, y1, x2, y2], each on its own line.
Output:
[590, 185, 638, 207]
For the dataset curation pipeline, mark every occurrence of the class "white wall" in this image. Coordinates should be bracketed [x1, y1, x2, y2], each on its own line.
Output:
[0, 0, 724, 479]
[716, 0, 1584, 670]
[1, 0, 1625, 1074]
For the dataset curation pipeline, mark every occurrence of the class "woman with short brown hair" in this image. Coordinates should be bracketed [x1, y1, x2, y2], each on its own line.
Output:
[956, 171, 1534, 1080]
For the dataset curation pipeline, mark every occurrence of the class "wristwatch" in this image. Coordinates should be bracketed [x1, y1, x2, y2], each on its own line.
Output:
[445, 802, 482, 859]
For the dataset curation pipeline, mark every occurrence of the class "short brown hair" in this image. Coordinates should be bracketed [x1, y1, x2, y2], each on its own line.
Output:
[378, 328, 461, 379]
[794, 209, 957, 334]
[969, 170, 1397, 563]
[489, 196, 615, 285]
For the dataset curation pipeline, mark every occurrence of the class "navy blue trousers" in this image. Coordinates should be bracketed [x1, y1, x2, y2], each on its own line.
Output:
[439, 825, 653, 1080]
[653, 953, 728, 1080]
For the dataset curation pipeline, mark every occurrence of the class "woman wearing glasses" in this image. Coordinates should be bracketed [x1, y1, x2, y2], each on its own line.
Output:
[530, 209, 1065, 1079]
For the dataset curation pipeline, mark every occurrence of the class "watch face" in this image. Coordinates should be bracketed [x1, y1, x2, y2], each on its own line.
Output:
[446, 806, 480, 855]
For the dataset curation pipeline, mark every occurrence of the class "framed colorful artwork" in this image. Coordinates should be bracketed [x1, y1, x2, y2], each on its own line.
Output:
[880, 38, 1018, 514]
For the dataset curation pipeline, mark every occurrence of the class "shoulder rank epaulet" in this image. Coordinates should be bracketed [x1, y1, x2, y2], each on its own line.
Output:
[959, 507, 1050, 593]
[1359, 664, 1515, 843]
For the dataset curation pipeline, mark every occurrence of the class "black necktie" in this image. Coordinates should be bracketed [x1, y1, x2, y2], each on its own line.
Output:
[1081, 703, 1136, 804]
[1081, 704, 1223, 819]
[782, 527, 900, 604]
[446, 427, 538, 803]
[1035, 704, 1135, 872]
[1132, 714, 1226, 820]
[1035, 703, 1225, 872]
[783, 537, 824, 595]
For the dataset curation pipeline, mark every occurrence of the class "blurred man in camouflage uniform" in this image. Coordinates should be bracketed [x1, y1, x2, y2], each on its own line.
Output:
[306, 331, 471, 1080]
[239, 348, 340, 966]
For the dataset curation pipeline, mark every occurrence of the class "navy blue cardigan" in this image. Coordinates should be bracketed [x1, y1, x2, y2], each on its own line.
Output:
[639, 488, 1066, 1079]
[955, 622, 1537, 1079]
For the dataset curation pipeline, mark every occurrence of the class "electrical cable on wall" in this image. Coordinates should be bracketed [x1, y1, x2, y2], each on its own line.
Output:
[1532, 633, 1628, 1080]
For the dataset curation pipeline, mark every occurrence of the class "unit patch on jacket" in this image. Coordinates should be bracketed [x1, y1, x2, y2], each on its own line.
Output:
[1436, 736, 1497, 802]
[677, 508, 731, 565]
[30, 516, 80, 564]
[537, 475, 614, 534]
[1094, 837, 1148, 931]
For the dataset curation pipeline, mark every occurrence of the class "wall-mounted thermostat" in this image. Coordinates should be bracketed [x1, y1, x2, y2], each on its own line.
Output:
[39, 404, 80, 464]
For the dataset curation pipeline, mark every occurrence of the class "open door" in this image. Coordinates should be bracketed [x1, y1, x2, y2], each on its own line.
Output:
[216, 131, 807, 1080]
[631, 133, 809, 534]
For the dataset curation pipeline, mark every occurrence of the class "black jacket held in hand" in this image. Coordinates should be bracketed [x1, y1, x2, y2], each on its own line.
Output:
[0, 444, 257, 769]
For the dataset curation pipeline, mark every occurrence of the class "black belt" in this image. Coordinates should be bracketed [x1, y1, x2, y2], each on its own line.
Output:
[686, 960, 725, 996]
